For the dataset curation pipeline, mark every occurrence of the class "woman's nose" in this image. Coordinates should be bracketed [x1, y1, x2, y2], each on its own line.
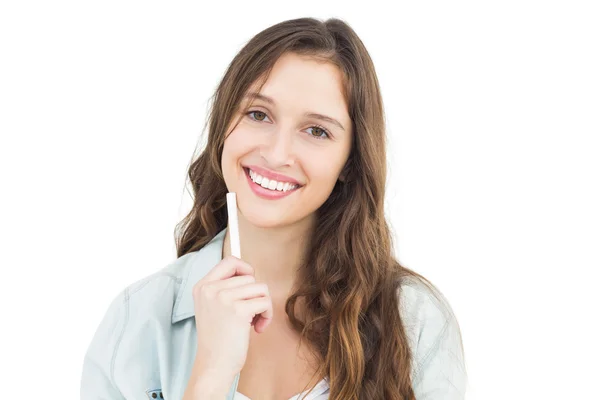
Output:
[260, 129, 295, 166]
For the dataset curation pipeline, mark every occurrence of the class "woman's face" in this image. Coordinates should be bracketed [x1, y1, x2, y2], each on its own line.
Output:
[222, 52, 353, 229]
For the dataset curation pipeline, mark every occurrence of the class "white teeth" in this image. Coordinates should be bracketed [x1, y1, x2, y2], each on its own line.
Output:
[248, 169, 298, 192]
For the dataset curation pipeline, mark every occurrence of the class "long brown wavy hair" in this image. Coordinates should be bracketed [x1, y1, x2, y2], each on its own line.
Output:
[175, 17, 463, 399]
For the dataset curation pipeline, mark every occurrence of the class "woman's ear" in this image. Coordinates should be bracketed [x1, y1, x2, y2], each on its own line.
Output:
[338, 160, 351, 183]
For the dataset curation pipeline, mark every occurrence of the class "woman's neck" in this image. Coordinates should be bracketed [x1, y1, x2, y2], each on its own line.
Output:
[221, 213, 315, 299]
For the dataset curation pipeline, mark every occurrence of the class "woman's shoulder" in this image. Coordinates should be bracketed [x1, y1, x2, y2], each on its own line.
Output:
[81, 240, 224, 400]
[398, 274, 458, 326]
[397, 274, 467, 395]
[102, 230, 227, 326]
[88, 251, 200, 339]
[110, 251, 196, 307]
[397, 274, 463, 349]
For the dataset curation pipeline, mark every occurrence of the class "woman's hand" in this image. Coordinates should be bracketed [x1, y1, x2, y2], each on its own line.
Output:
[189, 255, 273, 386]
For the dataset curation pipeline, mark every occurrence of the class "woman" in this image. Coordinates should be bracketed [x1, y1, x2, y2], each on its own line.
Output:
[81, 17, 467, 400]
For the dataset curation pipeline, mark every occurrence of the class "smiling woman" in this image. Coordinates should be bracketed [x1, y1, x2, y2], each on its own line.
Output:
[221, 51, 353, 230]
[80, 17, 467, 400]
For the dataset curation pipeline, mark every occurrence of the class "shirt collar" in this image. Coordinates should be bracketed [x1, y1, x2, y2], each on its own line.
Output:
[171, 227, 227, 324]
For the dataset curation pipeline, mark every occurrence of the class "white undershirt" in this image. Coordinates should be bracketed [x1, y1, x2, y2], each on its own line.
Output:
[234, 377, 330, 400]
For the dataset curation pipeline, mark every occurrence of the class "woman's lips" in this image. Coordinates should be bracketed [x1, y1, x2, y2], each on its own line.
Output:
[243, 165, 302, 186]
[244, 167, 301, 200]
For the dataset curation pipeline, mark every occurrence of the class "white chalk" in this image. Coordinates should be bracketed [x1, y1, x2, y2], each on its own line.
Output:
[226, 192, 241, 258]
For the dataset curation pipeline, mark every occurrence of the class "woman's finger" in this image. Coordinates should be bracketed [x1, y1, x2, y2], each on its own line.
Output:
[202, 256, 254, 282]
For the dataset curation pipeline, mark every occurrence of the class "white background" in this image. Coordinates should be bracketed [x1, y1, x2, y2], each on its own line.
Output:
[1, 1, 599, 399]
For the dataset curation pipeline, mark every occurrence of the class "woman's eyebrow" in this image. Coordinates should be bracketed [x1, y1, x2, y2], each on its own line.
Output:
[245, 92, 275, 105]
[244, 92, 346, 132]
[304, 113, 345, 132]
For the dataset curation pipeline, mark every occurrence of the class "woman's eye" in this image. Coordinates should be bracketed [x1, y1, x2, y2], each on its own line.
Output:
[247, 110, 269, 122]
[307, 126, 331, 140]
[246, 110, 330, 140]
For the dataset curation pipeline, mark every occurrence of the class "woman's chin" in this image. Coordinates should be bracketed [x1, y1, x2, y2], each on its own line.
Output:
[239, 207, 289, 229]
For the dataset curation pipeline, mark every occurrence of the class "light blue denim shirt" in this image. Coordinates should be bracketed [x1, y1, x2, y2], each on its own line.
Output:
[80, 228, 467, 399]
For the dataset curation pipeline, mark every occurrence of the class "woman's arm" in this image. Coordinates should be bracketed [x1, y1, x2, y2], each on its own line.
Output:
[182, 361, 236, 400]
[411, 313, 467, 399]
[80, 290, 127, 400]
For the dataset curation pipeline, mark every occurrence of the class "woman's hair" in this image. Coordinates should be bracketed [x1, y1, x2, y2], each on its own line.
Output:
[175, 17, 463, 400]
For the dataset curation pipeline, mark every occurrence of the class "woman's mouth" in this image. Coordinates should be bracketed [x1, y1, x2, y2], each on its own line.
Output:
[243, 167, 302, 200]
